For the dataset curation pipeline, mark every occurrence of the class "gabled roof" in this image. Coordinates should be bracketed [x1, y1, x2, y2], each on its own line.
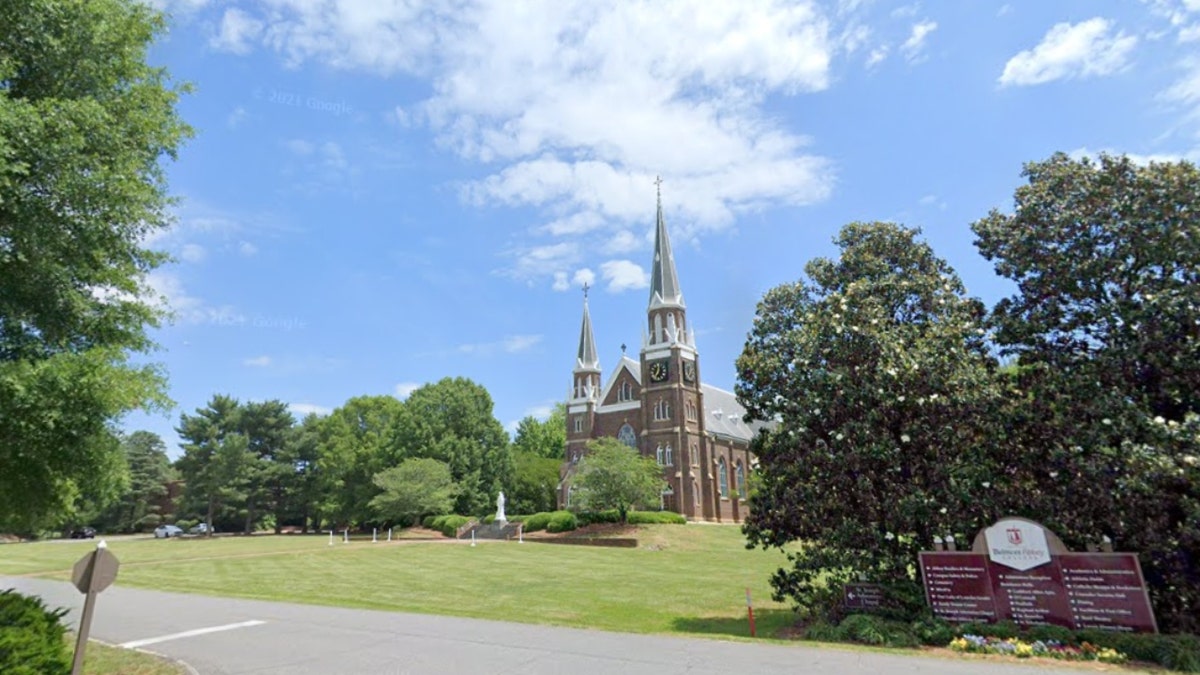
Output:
[596, 355, 641, 407]
[701, 384, 761, 443]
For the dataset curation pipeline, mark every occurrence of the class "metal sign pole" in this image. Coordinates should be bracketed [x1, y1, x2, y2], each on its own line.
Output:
[69, 540, 120, 675]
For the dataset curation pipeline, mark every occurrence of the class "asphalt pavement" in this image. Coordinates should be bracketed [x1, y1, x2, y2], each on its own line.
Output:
[2, 576, 1109, 675]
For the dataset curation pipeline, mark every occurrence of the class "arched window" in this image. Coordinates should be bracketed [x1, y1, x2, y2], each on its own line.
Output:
[664, 444, 673, 465]
[736, 461, 746, 498]
[654, 399, 671, 420]
[618, 380, 633, 402]
[656, 445, 664, 465]
[718, 456, 728, 497]
[618, 424, 637, 449]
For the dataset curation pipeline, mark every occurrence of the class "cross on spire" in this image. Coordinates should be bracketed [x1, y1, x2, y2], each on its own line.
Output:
[654, 175, 663, 202]
[582, 282, 590, 299]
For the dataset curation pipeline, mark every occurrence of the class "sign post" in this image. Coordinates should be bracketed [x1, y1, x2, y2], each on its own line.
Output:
[70, 540, 120, 675]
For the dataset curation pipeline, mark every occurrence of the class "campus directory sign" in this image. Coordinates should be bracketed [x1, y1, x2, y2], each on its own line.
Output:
[918, 518, 1157, 633]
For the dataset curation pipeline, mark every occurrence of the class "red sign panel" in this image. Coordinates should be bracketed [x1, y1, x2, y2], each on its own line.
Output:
[919, 553, 998, 624]
[1059, 554, 1158, 633]
[917, 552, 1156, 633]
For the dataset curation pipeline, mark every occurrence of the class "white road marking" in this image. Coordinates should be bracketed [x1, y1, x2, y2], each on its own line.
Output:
[119, 620, 266, 649]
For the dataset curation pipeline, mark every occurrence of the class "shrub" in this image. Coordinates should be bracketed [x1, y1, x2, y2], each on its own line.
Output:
[546, 511, 578, 533]
[0, 590, 70, 675]
[627, 511, 686, 525]
[435, 515, 473, 538]
[175, 519, 196, 532]
[576, 510, 621, 526]
[523, 512, 552, 532]
[421, 515, 441, 529]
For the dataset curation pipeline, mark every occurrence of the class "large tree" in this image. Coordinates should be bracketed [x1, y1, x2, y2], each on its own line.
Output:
[315, 395, 405, 527]
[369, 458, 460, 525]
[573, 437, 664, 523]
[510, 404, 566, 460]
[736, 222, 1000, 614]
[237, 400, 295, 534]
[973, 153, 1200, 633]
[96, 431, 175, 533]
[175, 395, 250, 535]
[390, 378, 511, 516]
[0, 0, 190, 531]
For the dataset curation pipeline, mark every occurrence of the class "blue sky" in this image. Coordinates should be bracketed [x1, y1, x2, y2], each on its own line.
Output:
[127, 0, 1200, 457]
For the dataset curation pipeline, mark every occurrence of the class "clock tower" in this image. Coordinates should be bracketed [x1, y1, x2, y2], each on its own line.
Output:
[640, 179, 708, 519]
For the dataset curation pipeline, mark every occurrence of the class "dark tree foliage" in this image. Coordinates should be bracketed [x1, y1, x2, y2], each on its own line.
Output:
[973, 153, 1200, 633]
[736, 222, 1000, 615]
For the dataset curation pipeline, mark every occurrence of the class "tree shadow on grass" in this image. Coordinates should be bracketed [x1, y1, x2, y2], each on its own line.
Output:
[672, 609, 797, 640]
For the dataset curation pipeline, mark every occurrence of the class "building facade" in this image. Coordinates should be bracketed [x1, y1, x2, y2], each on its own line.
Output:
[557, 188, 756, 521]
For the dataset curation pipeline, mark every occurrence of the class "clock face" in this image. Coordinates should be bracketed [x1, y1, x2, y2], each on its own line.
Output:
[649, 360, 669, 383]
[683, 360, 696, 383]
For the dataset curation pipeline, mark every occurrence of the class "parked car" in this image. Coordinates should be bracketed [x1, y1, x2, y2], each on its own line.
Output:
[69, 527, 96, 539]
[190, 523, 214, 535]
[154, 524, 183, 539]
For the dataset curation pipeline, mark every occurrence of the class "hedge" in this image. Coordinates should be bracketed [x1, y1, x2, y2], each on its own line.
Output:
[0, 590, 71, 675]
[627, 511, 686, 525]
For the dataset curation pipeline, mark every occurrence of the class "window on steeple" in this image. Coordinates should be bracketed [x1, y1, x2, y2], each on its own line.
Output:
[665, 445, 673, 465]
[574, 416, 583, 433]
[656, 445, 664, 465]
[653, 399, 671, 420]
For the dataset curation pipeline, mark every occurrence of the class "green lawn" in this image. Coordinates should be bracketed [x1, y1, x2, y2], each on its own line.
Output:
[2, 526, 796, 639]
[83, 640, 186, 675]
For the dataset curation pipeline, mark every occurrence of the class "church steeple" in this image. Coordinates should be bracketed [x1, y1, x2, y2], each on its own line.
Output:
[645, 178, 693, 349]
[648, 176, 684, 310]
[572, 284, 601, 400]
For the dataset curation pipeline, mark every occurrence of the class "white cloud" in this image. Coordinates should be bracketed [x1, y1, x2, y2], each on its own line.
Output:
[865, 46, 888, 68]
[900, 20, 937, 63]
[288, 403, 331, 417]
[394, 382, 422, 399]
[1180, 23, 1200, 42]
[997, 4, 1012, 17]
[243, 355, 272, 367]
[227, 106, 248, 129]
[600, 260, 649, 293]
[891, 4, 919, 19]
[285, 139, 315, 155]
[179, 243, 207, 263]
[503, 335, 543, 352]
[214, 1, 837, 287]
[144, 270, 242, 325]
[552, 271, 570, 292]
[451, 334, 544, 356]
[999, 18, 1137, 87]
[210, 8, 264, 55]
[238, 241, 258, 256]
[572, 268, 595, 289]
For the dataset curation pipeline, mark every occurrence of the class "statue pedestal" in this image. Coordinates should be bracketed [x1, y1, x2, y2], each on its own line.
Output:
[473, 521, 522, 540]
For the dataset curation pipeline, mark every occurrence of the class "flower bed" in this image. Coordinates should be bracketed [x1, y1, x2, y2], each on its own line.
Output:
[950, 634, 1126, 664]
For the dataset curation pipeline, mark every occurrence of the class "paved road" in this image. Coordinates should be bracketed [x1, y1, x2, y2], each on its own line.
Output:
[3, 576, 1104, 675]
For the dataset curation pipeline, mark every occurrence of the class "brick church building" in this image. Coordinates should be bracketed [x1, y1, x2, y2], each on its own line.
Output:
[557, 187, 757, 521]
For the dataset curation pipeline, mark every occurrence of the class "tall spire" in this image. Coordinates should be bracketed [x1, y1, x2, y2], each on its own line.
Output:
[648, 176, 684, 309]
[575, 283, 599, 371]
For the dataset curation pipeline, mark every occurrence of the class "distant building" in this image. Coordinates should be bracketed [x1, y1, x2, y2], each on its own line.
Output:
[558, 186, 757, 521]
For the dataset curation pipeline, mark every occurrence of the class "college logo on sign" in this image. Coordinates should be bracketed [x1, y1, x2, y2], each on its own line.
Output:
[985, 519, 1051, 571]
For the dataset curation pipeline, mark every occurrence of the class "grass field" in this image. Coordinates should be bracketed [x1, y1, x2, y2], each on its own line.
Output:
[83, 639, 186, 675]
[2, 525, 798, 639]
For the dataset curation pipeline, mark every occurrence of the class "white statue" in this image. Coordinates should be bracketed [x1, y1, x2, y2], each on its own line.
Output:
[495, 491, 507, 523]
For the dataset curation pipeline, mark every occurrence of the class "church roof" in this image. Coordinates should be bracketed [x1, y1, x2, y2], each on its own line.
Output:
[595, 355, 641, 409]
[648, 182, 684, 309]
[701, 384, 760, 443]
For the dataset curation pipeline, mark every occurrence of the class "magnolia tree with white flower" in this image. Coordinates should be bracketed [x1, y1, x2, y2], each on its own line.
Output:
[974, 153, 1200, 633]
[736, 221, 1002, 618]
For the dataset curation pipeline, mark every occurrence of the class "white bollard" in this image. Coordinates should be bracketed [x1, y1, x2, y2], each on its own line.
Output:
[328, 530, 333, 546]
[519, 525, 524, 544]
[471, 531, 476, 547]
[372, 527, 377, 543]
[387, 528, 392, 542]
[343, 529, 349, 543]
